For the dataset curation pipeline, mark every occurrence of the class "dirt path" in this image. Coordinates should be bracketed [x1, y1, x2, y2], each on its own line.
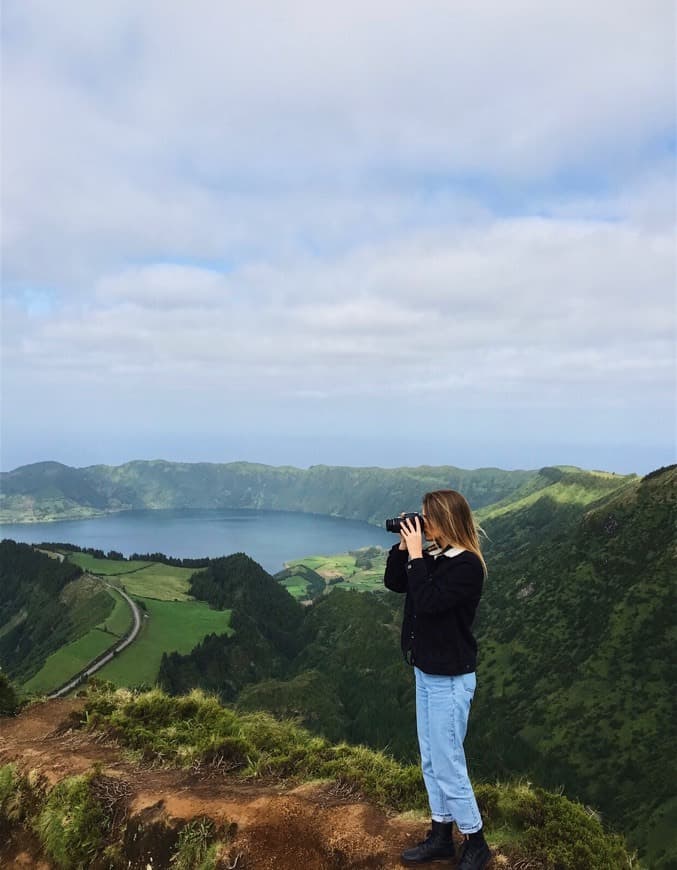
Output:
[0, 698, 463, 869]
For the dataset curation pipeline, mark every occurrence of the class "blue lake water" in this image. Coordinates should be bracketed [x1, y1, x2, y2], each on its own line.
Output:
[0, 509, 395, 574]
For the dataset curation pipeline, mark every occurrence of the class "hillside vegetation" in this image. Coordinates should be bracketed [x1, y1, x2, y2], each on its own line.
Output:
[0, 541, 113, 685]
[2, 462, 671, 865]
[1, 458, 581, 523]
[0, 682, 637, 869]
[155, 466, 676, 867]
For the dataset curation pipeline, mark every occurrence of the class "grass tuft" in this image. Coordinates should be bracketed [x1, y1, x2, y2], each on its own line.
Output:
[170, 817, 223, 870]
[75, 683, 638, 869]
[33, 772, 109, 869]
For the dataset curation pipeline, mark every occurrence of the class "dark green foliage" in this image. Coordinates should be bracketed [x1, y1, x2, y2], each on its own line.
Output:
[129, 551, 211, 567]
[188, 554, 303, 646]
[0, 540, 82, 624]
[352, 546, 382, 569]
[470, 465, 676, 866]
[236, 669, 349, 742]
[290, 588, 416, 758]
[475, 783, 633, 869]
[0, 672, 19, 715]
[159, 613, 288, 702]
[159, 554, 305, 700]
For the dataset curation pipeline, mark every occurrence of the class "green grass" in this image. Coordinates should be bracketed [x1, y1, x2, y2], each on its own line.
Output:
[68, 553, 154, 575]
[100, 587, 134, 636]
[94, 598, 233, 688]
[69, 553, 197, 601]
[34, 772, 108, 869]
[477, 476, 633, 523]
[281, 584, 308, 599]
[74, 684, 638, 870]
[282, 548, 388, 597]
[21, 585, 133, 696]
[112, 564, 197, 601]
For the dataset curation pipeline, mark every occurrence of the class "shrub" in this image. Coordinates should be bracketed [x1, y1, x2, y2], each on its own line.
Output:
[476, 782, 637, 869]
[0, 672, 20, 716]
[33, 773, 109, 869]
[0, 763, 48, 839]
[77, 684, 638, 869]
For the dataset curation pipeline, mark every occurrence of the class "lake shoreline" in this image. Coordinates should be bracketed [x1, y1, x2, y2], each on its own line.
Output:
[0, 507, 394, 575]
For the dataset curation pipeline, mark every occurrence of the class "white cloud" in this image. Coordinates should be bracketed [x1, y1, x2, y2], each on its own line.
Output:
[2, 0, 674, 286]
[1, 0, 674, 470]
[5, 216, 673, 411]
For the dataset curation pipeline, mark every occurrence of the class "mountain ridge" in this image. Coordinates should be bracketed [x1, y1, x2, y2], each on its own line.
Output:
[0, 458, 636, 524]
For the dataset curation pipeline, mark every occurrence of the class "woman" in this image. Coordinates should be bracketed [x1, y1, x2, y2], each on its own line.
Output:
[384, 490, 491, 869]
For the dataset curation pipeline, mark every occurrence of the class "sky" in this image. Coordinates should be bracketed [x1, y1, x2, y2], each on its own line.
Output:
[1, 0, 675, 475]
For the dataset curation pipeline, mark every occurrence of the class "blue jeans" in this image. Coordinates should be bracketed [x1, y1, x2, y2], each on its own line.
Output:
[415, 667, 483, 833]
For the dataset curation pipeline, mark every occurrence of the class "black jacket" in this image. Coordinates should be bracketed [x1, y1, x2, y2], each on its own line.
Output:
[383, 543, 484, 676]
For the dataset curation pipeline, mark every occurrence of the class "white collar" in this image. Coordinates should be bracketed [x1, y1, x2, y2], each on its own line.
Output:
[429, 545, 466, 559]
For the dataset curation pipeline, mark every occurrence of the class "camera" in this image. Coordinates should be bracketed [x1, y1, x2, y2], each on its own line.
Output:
[385, 512, 423, 533]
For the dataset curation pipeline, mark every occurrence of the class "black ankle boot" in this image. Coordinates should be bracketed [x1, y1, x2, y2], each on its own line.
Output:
[457, 829, 491, 870]
[401, 820, 455, 864]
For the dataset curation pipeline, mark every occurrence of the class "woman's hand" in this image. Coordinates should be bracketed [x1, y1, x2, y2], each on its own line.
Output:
[400, 515, 424, 560]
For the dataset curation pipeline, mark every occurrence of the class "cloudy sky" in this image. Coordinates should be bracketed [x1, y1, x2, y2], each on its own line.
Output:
[1, 0, 675, 474]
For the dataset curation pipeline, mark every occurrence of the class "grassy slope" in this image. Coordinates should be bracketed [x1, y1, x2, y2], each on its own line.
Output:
[276, 547, 388, 599]
[20, 555, 231, 693]
[21, 582, 131, 695]
[471, 465, 676, 868]
[477, 466, 636, 522]
[68, 553, 197, 601]
[55, 683, 635, 870]
[94, 598, 233, 688]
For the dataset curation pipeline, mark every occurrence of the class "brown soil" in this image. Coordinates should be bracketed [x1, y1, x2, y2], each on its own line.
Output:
[0, 698, 490, 869]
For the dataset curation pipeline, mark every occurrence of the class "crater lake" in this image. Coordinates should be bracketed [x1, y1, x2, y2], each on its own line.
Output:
[0, 508, 395, 573]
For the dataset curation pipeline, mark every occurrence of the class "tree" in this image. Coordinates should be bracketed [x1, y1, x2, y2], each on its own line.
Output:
[0, 671, 19, 716]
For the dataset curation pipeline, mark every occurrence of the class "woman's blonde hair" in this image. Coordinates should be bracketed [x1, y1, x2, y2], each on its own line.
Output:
[422, 489, 487, 577]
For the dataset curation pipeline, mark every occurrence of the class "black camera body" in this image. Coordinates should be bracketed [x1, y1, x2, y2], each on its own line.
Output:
[385, 512, 423, 534]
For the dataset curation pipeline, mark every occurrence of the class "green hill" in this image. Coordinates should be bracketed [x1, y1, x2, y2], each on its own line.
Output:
[3, 463, 672, 865]
[155, 465, 675, 866]
[0, 541, 115, 685]
[472, 464, 676, 869]
[1, 458, 555, 523]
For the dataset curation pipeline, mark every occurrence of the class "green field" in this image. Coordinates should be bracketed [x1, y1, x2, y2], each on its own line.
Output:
[68, 553, 153, 575]
[69, 553, 198, 601]
[100, 585, 134, 636]
[279, 575, 309, 598]
[94, 597, 233, 688]
[21, 584, 133, 696]
[281, 547, 388, 598]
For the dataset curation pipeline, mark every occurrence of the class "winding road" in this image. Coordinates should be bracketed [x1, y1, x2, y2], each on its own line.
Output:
[47, 577, 144, 699]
